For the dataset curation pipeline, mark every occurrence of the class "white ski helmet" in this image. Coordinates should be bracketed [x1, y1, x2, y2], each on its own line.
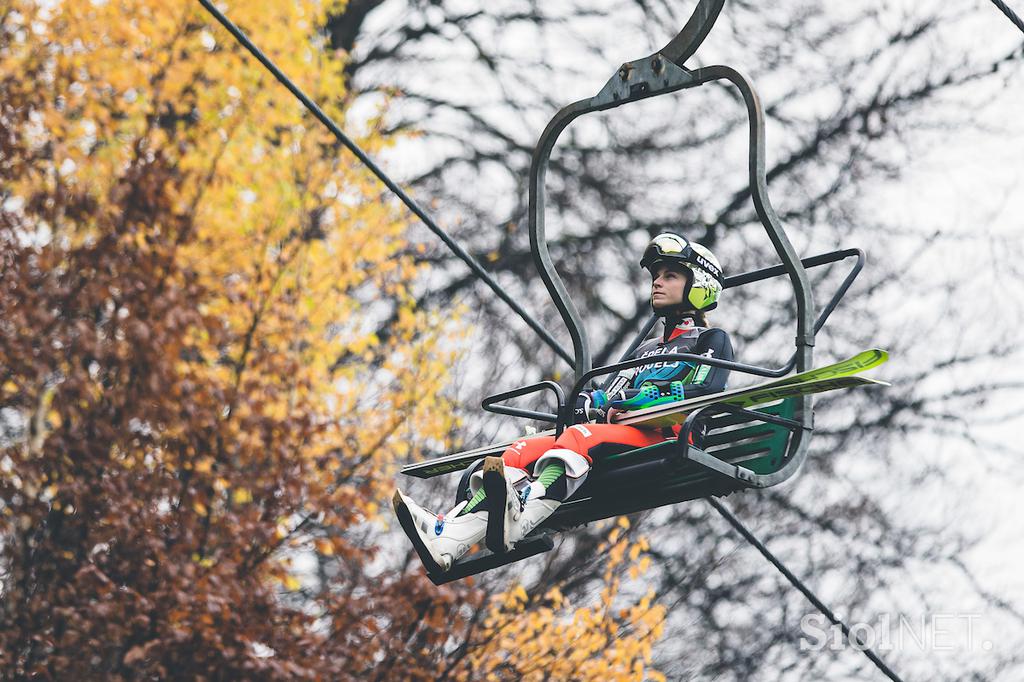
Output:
[640, 232, 724, 312]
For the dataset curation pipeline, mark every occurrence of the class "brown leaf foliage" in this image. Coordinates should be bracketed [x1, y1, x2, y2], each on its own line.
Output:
[0, 2, 666, 680]
[0, 2, 477, 679]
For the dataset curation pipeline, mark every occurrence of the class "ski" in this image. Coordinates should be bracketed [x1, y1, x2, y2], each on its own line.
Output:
[762, 348, 888, 387]
[610, 347, 887, 426]
[401, 349, 888, 479]
[401, 429, 556, 479]
[614, 375, 889, 428]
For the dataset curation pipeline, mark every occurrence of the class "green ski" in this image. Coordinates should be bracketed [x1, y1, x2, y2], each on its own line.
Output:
[401, 348, 889, 479]
[612, 348, 888, 427]
[615, 375, 889, 428]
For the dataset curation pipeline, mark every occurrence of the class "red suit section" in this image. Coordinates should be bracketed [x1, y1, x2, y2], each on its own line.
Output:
[502, 319, 730, 475]
[502, 423, 675, 471]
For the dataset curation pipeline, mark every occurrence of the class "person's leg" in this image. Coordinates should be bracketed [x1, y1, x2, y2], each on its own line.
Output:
[457, 435, 554, 516]
[486, 424, 666, 552]
[393, 434, 554, 572]
[392, 490, 489, 574]
[535, 423, 665, 500]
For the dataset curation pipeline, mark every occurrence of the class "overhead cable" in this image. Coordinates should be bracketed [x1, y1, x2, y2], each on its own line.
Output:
[197, 0, 574, 367]
[989, 0, 1024, 34]
[708, 497, 905, 682]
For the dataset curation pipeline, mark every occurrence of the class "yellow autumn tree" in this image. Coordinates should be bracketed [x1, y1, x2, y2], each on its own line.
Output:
[1, 0, 668, 678]
[1, 0, 469, 677]
[457, 518, 668, 682]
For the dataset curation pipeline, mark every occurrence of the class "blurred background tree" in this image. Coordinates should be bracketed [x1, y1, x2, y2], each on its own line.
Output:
[1, 0, 666, 678]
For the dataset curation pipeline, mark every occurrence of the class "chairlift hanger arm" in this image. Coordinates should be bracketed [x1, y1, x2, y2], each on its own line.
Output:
[659, 0, 727, 67]
[689, 65, 816, 364]
[530, 62, 816, 387]
[197, 0, 575, 368]
[529, 59, 703, 383]
[525, 0, 734, 380]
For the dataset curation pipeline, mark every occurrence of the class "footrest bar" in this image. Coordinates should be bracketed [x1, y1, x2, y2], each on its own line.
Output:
[678, 447, 759, 484]
[428, 535, 555, 585]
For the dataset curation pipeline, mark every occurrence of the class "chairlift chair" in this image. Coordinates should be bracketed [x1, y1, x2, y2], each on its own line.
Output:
[399, 0, 879, 585]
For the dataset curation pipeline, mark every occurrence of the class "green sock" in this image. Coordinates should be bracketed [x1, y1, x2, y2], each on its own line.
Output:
[459, 487, 486, 516]
[535, 461, 566, 489]
[460, 461, 567, 516]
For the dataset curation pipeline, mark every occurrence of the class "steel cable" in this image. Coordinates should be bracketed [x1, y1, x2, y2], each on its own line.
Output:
[708, 497, 905, 682]
[989, 0, 1024, 35]
[197, 0, 574, 367]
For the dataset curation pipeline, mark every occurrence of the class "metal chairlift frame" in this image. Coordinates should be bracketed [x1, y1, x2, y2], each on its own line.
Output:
[484, 0, 868, 480]
[418, 0, 871, 583]
[200, 0, 869, 583]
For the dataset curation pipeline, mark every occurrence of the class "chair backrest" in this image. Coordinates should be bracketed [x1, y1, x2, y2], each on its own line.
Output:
[701, 398, 796, 474]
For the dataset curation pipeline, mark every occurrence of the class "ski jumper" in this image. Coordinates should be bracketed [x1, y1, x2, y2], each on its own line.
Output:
[499, 317, 734, 493]
[391, 235, 731, 575]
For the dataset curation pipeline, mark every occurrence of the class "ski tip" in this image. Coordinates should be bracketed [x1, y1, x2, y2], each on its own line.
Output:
[843, 348, 889, 372]
[866, 348, 889, 362]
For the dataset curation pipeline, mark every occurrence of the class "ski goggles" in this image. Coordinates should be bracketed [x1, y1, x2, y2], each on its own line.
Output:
[640, 234, 691, 268]
[649, 233, 689, 257]
[640, 234, 723, 281]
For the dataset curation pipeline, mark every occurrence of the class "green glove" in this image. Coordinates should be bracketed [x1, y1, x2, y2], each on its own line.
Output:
[610, 381, 686, 411]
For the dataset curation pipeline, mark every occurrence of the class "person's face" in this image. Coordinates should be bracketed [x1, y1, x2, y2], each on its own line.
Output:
[651, 263, 689, 310]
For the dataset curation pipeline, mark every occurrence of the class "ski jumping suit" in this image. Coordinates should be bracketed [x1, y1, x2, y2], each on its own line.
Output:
[494, 317, 734, 500]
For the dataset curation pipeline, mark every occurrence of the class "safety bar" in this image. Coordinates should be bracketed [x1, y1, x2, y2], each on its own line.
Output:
[482, 381, 566, 427]
[565, 352, 790, 429]
[725, 248, 864, 337]
[726, 248, 862, 289]
[658, 0, 726, 67]
[726, 247, 865, 373]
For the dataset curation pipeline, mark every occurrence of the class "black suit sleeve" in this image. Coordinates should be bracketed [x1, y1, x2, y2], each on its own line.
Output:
[682, 328, 734, 399]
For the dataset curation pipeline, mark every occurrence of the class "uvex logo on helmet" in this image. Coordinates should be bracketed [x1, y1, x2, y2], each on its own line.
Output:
[691, 252, 721, 281]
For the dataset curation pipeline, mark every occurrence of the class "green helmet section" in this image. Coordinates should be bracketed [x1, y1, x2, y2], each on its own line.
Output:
[640, 232, 724, 313]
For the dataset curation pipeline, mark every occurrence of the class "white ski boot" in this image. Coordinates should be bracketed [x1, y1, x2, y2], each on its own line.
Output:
[511, 496, 561, 547]
[483, 456, 561, 553]
[393, 489, 487, 573]
[482, 456, 523, 553]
